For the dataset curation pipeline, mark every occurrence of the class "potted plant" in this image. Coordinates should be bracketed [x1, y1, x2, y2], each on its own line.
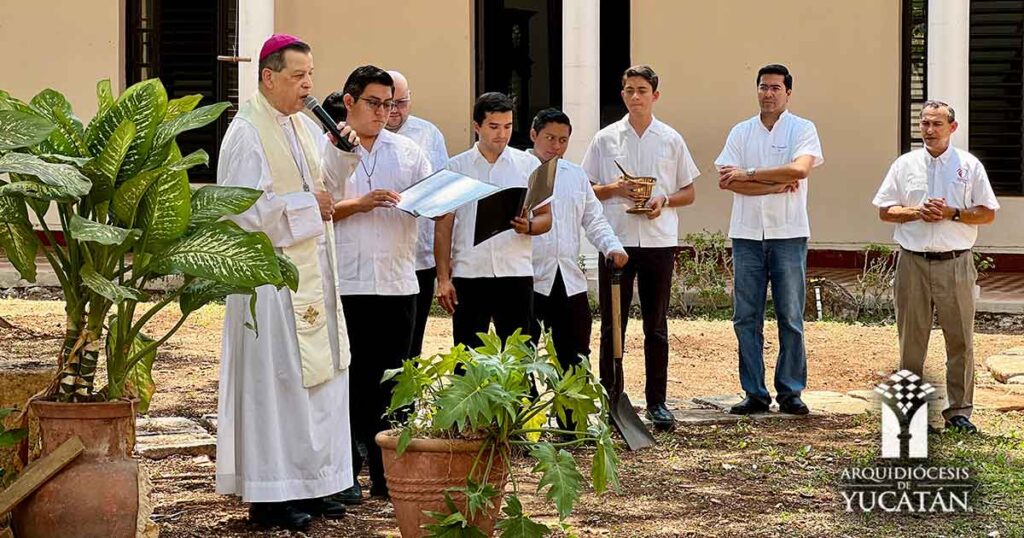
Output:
[0, 80, 294, 537]
[375, 329, 620, 537]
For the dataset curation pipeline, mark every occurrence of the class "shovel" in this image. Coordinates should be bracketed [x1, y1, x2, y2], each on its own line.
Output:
[607, 265, 656, 451]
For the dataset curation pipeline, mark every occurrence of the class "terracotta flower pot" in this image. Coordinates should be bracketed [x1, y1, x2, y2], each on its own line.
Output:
[13, 400, 141, 538]
[376, 430, 508, 538]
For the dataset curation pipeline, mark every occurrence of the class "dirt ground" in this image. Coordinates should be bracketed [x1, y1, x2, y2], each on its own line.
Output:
[2, 298, 1023, 537]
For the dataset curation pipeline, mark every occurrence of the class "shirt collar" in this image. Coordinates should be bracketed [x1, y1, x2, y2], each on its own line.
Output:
[925, 144, 955, 165]
[756, 109, 790, 132]
[472, 142, 512, 166]
[619, 114, 664, 140]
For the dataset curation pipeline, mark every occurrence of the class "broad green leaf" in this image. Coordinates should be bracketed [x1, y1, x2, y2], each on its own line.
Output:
[165, 94, 203, 121]
[496, 497, 552, 538]
[0, 152, 91, 197]
[150, 220, 283, 288]
[0, 92, 36, 115]
[153, 102, 230, 153]
[85, 119, 135, 203]
[276, 253, 299, 292]
[0, 109, 54, 150]
[138, 146, 192, 251]
[8, 173, 53, 215]
[81, 263, 140, 304]
[69, 214, 140, 247]
[30, 89, 88, 156]
[0, 180, 80, 202]
[178, 278, 250, 316]
[530, 443, 583, 519]
[0, 220, 39, 282]
[106, 317, 157, 413]
[395, 427, 413, 457]
[112, 150, 205, 226]
[0, 191, 29, 224]
[0, 428, 28, 448]
[591, 428, 621, 495]
[37, 154, 91, 167]
[96, 79, 114, 119]
[457, 478, 499, 519]
[422, 494, 489, 538]
[188, 185, 262, 232]
[86, 78, 168, 182]
[387, 359, 432, 412]
[434, 362, 513, 432]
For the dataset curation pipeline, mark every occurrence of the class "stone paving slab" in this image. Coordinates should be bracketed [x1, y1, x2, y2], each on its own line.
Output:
[987, 353, 1024, 384]
[135, 417, 216, 460]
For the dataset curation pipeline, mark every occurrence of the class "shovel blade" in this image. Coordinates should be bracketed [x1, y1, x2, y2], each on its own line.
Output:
[609, 391, 656, 451]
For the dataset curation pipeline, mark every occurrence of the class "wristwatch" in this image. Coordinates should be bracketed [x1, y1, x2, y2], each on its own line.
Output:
[746, 167, 756, 177]
[952, 208, 961, 222]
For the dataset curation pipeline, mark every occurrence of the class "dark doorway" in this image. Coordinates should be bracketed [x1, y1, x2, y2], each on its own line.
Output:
[126, 0, 238, 182]
[599, 0, 630, 128]
[475, 0, 563, 149]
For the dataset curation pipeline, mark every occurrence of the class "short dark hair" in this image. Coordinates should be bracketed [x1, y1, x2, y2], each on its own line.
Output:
[258, 41, 311, 82]
[921, 100, 956, 122]
[531, 108, 572, 134]
[342, 65, 394, 102]
[323, 91, 346, 122]
[473, 92, 514, 125]
[622, 65, 659, 92]
[757, 64, 793, 91]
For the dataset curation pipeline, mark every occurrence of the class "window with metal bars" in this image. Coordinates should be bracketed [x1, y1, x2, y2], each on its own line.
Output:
[901, 0, 927, 153]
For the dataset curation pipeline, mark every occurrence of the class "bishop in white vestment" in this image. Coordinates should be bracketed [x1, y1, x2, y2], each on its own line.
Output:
[214, 34, 357, 530]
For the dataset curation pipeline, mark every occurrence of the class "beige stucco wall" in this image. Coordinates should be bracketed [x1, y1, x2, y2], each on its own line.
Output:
[632, 0, 1021, 252]
[276, 0, 475, 152]
[0, 0, 123, 120]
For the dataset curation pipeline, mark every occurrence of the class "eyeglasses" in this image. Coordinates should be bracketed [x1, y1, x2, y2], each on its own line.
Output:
[393, 98, 411, 110]
[758, 84, 786, 94]
[358, 97, 396, 113]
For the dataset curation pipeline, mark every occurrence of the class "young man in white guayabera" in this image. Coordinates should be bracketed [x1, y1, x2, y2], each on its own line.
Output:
[435, 92, 552, 349]
[716, 64, 823, 417]
[329, 66, 432, 502]
[215, 34, 359, 530]
[527, 108, 627, 431]
[581, 65, 699, 431]
[385, 70, 449, 361]
[873, 100, 999, 435]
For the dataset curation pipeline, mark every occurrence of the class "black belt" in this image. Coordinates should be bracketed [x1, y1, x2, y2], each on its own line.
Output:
[904, 248, 970, 261]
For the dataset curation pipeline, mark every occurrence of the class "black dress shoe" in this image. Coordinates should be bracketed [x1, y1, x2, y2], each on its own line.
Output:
[945, 415, 979, 434]
[729, 397, 771, 415]
[646, 403, 676, 431]
[778, 396, 810, 416]
[331, 483, 363, 505]
[298, 497, 346, 519]
[248, 502, 313, 530]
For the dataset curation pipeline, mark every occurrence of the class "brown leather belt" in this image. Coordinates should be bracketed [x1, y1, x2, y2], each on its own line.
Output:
[904, 248, 970, 261]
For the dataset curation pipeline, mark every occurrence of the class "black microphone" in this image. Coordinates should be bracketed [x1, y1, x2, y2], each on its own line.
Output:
[303, 95, 356, 152]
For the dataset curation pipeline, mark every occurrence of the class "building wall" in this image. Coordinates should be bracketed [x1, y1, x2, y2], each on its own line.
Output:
[0, 0, 123, 120]
[631, 0, 1022, 252]
[276, 0, 475, 151]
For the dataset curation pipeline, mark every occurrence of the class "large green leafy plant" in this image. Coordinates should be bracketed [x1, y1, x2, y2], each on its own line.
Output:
[0, 80, 295, 411]
[384, 330, 620, 537]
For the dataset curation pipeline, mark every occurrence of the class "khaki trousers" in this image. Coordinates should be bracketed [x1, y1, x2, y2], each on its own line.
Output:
[894, 249, 977, 419]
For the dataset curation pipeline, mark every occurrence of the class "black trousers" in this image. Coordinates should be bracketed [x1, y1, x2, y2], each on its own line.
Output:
[531, 270, 593, 430]
[341, 294, 416, 486]
[598, 246, 675, 406]
[530, 270, 593, 371]
[452, 276, 534, 349]
[411, 267, 437, 358]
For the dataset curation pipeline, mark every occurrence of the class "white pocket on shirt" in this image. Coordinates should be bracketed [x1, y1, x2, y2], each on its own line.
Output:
[905, 174, 928, 207]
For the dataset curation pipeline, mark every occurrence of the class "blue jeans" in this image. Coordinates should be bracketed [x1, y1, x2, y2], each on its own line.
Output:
[731, 237, 808, 404]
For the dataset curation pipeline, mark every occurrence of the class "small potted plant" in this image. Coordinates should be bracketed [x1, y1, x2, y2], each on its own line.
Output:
[375, 329, 620, 537]
[0, 80, 293, 537]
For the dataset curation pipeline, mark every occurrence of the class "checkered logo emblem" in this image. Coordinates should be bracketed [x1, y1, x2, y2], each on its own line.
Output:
[874, 370, 936, 416]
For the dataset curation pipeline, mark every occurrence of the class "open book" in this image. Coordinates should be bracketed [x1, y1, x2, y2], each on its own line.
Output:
[395, 169, 501, 219]
[472, 157, 559, 246]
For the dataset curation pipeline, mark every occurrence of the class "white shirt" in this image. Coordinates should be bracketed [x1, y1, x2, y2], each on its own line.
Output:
[714, 110, 824, 240]
[581, 115, 700, 248]
[872, 146, 1000, 252]
[396, 115, 449, 270]
[530, 156, 624, 297]
[334, 129, 432, 295]
[446, 144, 541, 278]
